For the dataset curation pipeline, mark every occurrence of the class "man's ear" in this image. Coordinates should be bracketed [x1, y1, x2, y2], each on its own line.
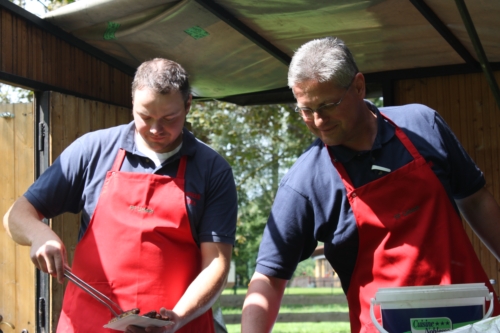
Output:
[353, 72, 366, 99]
[185, 94, 193, 113]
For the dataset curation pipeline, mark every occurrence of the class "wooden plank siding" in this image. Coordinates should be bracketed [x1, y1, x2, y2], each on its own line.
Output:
[48, 92, 132, 329]
[0, 7, 133, 108]
[394, 71, 500, 294]
[0, 103, 35, 333]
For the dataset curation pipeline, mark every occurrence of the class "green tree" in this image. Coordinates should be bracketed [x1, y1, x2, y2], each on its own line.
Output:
[294, 257, 316, 278]
[0, 83, 33, 103]
[9, 0, 75, 13]
[188, 101, 315, 285]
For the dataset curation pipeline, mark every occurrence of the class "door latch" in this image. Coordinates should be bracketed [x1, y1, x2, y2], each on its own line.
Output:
[0, 112, 15, 118]
[0, 314, 15, 329]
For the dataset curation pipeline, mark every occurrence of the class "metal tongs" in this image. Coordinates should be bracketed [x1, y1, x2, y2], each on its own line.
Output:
[64, 268, 125, 317]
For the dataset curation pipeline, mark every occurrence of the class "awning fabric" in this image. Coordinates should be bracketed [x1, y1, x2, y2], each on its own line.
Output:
[43, 0, 500, 102]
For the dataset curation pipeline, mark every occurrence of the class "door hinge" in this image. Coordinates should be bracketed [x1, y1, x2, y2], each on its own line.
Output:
[38, 122, 47, 152]
[38, 297, 46, 333]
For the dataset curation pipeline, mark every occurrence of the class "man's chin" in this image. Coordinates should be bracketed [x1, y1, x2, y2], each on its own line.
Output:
[146, 142, 170, 153]
[320, 137, 339, 146]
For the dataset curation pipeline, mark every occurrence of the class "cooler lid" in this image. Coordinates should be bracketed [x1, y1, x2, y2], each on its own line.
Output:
[374, 283, 490, 303]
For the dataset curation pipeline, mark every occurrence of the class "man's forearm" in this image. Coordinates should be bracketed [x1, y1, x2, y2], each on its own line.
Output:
[3, 196, 48, 245]
[241, 272, 287, 333]
[456, 187, 500, 261]
[171, 242, 232, 328]
[4, 196, 67, 283]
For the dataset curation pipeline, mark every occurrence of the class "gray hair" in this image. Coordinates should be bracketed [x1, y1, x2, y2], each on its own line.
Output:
[288, 37, 358, 89]
[132, 58, 191, 104]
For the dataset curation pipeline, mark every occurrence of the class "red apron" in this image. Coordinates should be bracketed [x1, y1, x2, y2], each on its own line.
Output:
[329, 113, 499, 333]
[57, 149, 214, 333]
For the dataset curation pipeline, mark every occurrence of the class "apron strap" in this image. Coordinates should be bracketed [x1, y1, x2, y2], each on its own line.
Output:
[380, 112, 422, 160]
[177, 155, 188, 180]
[328, 151, 355, 193]
[111, 149, 127, 172]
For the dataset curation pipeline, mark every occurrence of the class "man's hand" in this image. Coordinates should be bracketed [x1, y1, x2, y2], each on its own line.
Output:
[30, 227, 67, 283]
[124, 242, 233, 333]
[124, 308, 181, 333]
[456, 186, 500, 262]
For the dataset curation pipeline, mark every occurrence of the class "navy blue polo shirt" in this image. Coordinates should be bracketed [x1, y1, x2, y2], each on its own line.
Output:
[25, 121, 237, 245]
[255, 102, 485, 293]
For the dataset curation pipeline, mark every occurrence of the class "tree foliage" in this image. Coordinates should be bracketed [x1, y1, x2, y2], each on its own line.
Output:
[188, 101, 315, 285]
[9, 0, 75, 13]
[0, 83, 33, 103]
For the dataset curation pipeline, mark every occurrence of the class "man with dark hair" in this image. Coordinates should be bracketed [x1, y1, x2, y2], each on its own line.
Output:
[241, 37, 500, 332]
[4, 58, 237, 333]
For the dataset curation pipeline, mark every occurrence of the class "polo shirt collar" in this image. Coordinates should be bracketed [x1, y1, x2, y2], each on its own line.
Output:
[120, 121, 196, 159]
[179, 129, 197, 157]
[328, 101, 395, 163]
[120, 121, 136, 152]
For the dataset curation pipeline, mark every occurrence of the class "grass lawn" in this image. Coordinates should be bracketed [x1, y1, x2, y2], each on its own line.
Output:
[221, 287, 349, 333]
[222, 287, 345, 296]
[226, 322, 351, 333]
[222, 303, 349, 314]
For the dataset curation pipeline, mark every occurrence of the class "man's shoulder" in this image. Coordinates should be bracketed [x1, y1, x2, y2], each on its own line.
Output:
[281, 139, 332, 186]
[183, 130, 232, 170]
[54, 123, 134, 170]
[75, 122, 133, 152]
[380, 103, 437, 128]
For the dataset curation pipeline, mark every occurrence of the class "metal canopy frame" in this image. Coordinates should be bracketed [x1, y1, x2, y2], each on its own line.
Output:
[410, 0, 478, 66]
[194, 0, 291, 66]
[453, 0, 500, 109]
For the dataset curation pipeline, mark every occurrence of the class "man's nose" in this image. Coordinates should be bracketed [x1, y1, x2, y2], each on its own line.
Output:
[313, 110, 328, 123]
[150, 120, 162, 133]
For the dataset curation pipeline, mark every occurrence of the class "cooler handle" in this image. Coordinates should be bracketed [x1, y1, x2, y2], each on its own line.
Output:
[484, 292, 494, 319]
[370, 293, 494, 333]
[370, 298, 388, 333]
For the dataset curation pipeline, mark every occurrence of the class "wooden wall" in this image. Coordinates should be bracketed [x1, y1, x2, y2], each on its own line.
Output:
[48, 91, 132, 329]
[0, 103, 35, 333]
[394, 71, 500, 292]
[0, 6, 133, 108]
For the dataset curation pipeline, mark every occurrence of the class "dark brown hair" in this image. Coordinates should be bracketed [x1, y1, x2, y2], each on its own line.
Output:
[132, 58, 191, 104]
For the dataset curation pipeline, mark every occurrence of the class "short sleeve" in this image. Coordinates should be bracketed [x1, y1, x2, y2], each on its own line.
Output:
[255, 184, 317, 280]
[434, 112, 485, 199]
[24, 138, 89, 218]
[197, 167, 238, 245]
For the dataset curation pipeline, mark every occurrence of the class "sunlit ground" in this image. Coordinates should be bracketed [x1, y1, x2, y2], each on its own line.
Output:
[227, 322, 351, 333]
[221, 288, 349, 333]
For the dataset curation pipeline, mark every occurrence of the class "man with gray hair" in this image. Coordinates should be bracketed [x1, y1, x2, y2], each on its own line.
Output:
[242, 37, 500, 332]
[4, 58, 237, 333]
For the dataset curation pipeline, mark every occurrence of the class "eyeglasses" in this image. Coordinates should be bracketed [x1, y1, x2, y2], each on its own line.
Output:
[295, 77, 354, 120]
